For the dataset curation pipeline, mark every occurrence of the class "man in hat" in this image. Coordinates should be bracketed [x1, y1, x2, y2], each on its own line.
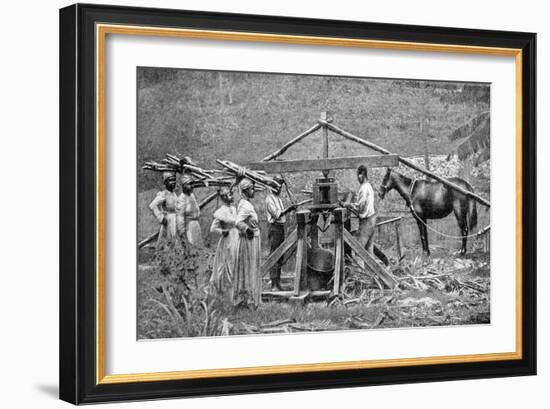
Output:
[176, 174, 204, 247]
[265, 176, 294, 291]
[149, 171, 180, 246]
[345, 165, 377, 255]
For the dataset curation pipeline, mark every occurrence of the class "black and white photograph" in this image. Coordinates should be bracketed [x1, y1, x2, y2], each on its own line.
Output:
[136, 68, 491, 339]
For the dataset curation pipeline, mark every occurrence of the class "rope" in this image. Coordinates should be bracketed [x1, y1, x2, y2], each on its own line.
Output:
[233, 164, 248, 179]
[407, 179, 490, 240]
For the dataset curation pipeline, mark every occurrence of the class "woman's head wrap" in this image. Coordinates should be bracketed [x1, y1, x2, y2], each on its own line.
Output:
[180, 174, 193, 186]
[219, 187, 232, 197]
[238, 178, 254, 192]
[162, 171, 176, 182]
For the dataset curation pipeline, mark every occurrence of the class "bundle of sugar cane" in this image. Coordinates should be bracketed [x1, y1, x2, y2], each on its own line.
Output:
[143, 153, 232, 185]
[216, 159, 281, 193]
[188, 179, 233, 189]
[142, 160, 180, 173]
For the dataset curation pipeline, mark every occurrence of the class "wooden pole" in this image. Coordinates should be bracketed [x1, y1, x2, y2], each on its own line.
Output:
[324, 122, 491, 208]
[310, 214, 319, 249]
[294, 210, 309, 295]
[394, 220, 402, 260]
[422, 118, 430, 172]
[261, 123, 321, 162]
[321, 111, 330, 177]
[376, 216, 402, 227]
[332, 208, 346, 296]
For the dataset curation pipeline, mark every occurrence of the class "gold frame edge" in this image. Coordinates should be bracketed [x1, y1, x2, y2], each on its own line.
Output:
[95, 23, 523, 385]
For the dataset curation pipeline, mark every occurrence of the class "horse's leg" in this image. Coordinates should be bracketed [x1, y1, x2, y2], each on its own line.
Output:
[422, 217, 430, 257]
[414, 214, 430, 257]
[453, 199, 469, 255]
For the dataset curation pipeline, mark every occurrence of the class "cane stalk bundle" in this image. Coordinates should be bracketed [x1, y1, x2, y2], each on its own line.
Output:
[216, 159, 281, 193]
[143, 153, 233, 187]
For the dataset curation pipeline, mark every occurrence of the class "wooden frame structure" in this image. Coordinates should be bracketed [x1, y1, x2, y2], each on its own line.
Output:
[255, 106, 494, 299]
[253, 112, 399, 297]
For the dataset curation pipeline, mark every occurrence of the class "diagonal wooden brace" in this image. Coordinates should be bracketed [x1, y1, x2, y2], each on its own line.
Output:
[332, 208, 346, 296]
[293, 210, 310, 295]
[343, 229, 397, 289]
[261, 228, 297, 277]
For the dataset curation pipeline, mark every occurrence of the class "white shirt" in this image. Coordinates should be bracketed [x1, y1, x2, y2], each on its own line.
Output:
[265, 193, 286, 224]
[352, 181, 376, 219]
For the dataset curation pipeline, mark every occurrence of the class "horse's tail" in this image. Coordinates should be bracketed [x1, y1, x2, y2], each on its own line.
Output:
[468, 198, 478, 231]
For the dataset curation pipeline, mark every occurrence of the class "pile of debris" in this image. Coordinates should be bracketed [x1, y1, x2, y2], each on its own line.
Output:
[391, 255, 489, 294]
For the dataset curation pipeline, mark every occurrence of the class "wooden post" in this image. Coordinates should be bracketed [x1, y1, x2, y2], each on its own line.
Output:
[321, 111, 330, 177]
[394, 220, 402, 259]
[310, 213, 319, 249]
[294, 210, 309, 295]
[332, 208, 346, 296]
[422, 118, 430, 172]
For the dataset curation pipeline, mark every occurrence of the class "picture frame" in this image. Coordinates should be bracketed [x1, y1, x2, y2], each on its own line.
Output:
[59, 3, 536, 404]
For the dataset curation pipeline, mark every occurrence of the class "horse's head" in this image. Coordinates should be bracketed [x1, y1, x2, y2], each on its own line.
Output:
[379, 168, 395, 199]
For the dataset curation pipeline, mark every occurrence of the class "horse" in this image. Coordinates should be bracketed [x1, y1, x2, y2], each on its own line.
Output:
[378, 168, 478, 256]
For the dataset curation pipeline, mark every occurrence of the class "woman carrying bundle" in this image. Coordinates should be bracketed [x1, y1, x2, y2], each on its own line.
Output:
[232, 178, 262, 309]
[209, 188, 238, 295]
[148, 171, 181, 247]
[176, 174, 204, 247]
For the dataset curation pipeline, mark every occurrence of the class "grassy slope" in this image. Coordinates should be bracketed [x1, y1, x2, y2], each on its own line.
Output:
[136, 69, 491, 339]
[137, 68, 489, 192]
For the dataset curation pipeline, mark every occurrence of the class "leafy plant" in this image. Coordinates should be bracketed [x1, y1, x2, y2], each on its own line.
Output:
[149, 243, 231, 337]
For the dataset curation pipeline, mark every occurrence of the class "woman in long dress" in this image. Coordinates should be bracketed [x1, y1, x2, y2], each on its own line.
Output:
[148, 171, 180, 247]
[209, 188, 238, 295]
[176, 174, 204, 247]
[232, 178, 262, 309]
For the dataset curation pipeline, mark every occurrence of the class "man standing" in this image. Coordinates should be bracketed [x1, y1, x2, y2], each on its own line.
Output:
[265, 176, 292, 291]
[346, 165, 377, 255]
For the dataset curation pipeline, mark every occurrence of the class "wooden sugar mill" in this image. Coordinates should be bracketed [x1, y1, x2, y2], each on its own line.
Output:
[248, 112, 399, 300]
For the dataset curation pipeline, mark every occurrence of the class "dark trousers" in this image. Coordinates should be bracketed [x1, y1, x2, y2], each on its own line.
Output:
[268, 223, 285, 281]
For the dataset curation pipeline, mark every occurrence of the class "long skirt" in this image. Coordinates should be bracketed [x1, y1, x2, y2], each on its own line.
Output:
[232, 235, 262, 308]
[210, 230, 238, 294]
[186, 220, 204, 247]
[156, 213, 178, 247]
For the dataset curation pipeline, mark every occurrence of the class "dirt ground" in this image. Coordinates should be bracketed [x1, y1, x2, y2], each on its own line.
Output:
[137, 244, 490, 339]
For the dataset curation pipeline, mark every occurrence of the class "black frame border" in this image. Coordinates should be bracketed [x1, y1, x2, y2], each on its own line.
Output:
[59, 3, 536, 404]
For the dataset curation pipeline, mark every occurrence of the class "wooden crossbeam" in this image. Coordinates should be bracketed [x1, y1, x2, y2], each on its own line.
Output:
[261, 228, 297, 276]
[343, 229, 397, 289]
[248, 155, 398, 174]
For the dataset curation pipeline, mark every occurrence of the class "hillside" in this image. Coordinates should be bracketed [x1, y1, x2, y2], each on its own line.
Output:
[137, 67, 489, 192]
